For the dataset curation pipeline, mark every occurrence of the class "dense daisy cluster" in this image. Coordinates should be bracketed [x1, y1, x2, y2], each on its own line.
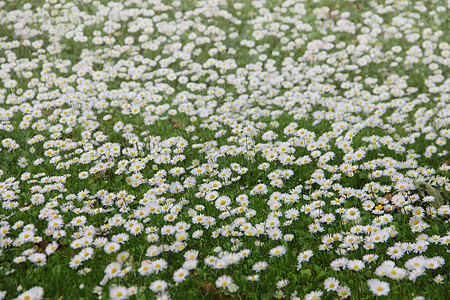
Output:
[0, 0, 449, 299]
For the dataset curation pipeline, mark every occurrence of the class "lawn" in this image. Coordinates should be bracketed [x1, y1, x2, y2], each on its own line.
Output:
[0, 0, 449, 299]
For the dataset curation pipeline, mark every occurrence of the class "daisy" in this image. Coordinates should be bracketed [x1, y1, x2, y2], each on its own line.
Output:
[109, 285, 129, 300]
[363, 254, 379, 263]
[252, 261, 268, 273]
[184, 250, 199, 260]
[330, 258, 348, 271]
[104, 242, 121, 254]
[69, 255, 83, 269]
[425, 258, 441, 270]
[94, 237, 108, 248]
[367, 279, 390, 296]
[269, 245, 287, 257]
[150, 280, 168, 293]
[183, 259, 198, 270]
[266, 227, 283, 240]
[105, 262, 122, 278]
[16, 286, 44, 300]
[28, 253, 47, 266]
[343, 207, 360, 221]
[247, 274, 259, 281]
[273, 290, 284, 299]
[146, 245, 162, 257]
[433, 275, 445, 284]
[324, 277, 339, 291]
[216, 275, 233, 289]
[13, 256, 27, 264]
[78, 268, 91, 276]
[305, 291, 323, 300]
[347, 259, 364, 272]
[336, 286, 351, 299]
[192, 230, 203, 239]
[152, 259, 168, 274]
[387, 246, 406, 259]
[117, 251, 130, 263]
[173, 268, 189, 283]
[79, 247, 94, 260]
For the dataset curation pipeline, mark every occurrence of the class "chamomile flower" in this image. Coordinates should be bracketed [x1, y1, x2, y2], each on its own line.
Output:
[367, 279, 390, 296]
[150, 280, 168, 293]
[336, 286, 351, 299]
[105, 262, 122, 278]
[109, 285, 129, 300]
[216, 275, 233, 289]
[173, 268, 189, 283]
[305, 291, 323, 300]
[324, 277, 339, 292]
[252, 261, 268, 273]
[16, 286, 44, 300]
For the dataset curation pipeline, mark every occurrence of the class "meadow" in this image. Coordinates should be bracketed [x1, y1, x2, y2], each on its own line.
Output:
[0, 0, 449, 299]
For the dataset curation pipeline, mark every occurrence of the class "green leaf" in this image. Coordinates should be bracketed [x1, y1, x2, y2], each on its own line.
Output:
[300, 269, 311, 280]
[313, 265, 321, 273]
[423, 182, 446, 209]
[136, 294, 147, 300]
[196, 268, 204, 277]
[414, 181, 424, 190]
[53, 265, 62, 276]
[128, 255, 134, 268]
[414, 181, 447, 209]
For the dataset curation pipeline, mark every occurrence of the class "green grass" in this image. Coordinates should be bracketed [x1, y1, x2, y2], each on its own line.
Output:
[0, 0, 449, 299]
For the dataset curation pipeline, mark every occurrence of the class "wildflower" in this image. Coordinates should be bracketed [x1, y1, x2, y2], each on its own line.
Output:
[336, 286, 351, 299]
[425, 258, 441, 270]
[267, 228, 283, 240]
[252, 261, 268, 273]
[273, 290, 284, 299]
[433, 275, 445, 284]
[79, 247, 94, 260]
[297, 250, 314, 263]
[247, 274, 259, 281]
[94, 237, 108, 247]
[93, 286, 102, 296]
[104, 242, 121, 254]
[105, 262, 122, 278]
[363, 254, 379, 263]
[192, 230, 203, 239]
[16, 286, 44, 300]
[78, 268, 91, 276]
[183, 250, 199, 260]
[150, 280, 168, 293]
[367, 279, 390, 296]
[28, 253, 47, 266]
[128, 286, 138, 296]
[270, 246, 287, 257]
[112, 233, 130, 244]
[117, 251, 130, 263]
[274, 279, 288, 289]
[173, 268, 189, 283]
[146, 245, 162, 257]
[305, 291, 323, 300]
[324, 277, 339, 292]
[151, 259, 168, 274]
[387, 246, 406, 259]
[347, 259, 365, 271]
[183, 259, 198, 270]
[216, 275, 233, 289]
[308, 222, 324, 233]
[14, 256, 27, 264]
[343, 207, 360, 221]
[109, 285, 129, 300]
[330, 258, 348, 271]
